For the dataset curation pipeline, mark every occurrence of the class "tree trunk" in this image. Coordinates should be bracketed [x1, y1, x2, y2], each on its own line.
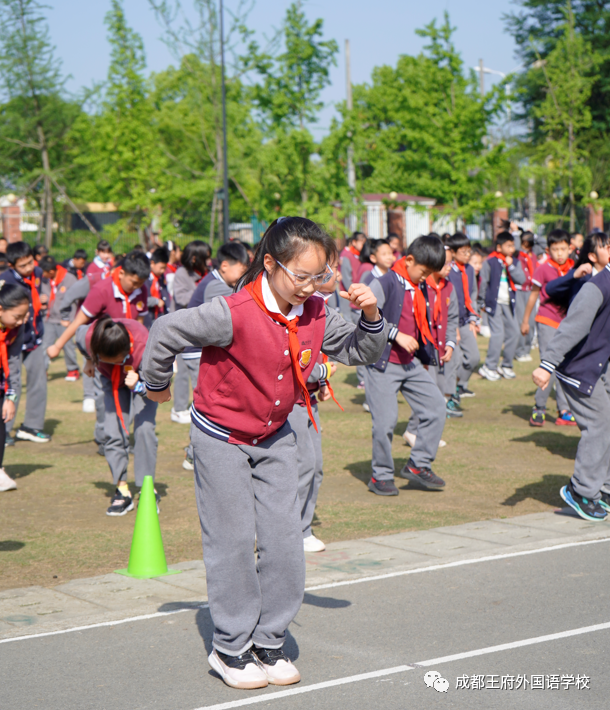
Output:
[209, 191, 217, 246]
[38, 125, 53, 248]
[568, 121, 575, 233]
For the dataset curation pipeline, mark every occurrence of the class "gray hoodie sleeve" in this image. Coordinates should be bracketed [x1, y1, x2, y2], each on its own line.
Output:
[340, 256, 353, 290]
[75, 324, 90, 359]
[508, 259, 526, 285]
[321, 305, 388, 366]
[6, 328, 23, 395]
[142, 297, 233, 390]
[539, 282, 604, 372]
[477, 260, 491, 311]
[60, 277, 91, 321]
[445, 288, 459, 350]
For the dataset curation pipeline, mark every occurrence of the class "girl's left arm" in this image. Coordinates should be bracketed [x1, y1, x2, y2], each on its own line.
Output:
[6, 328, 24, 397]
[321, 305, 388, 366]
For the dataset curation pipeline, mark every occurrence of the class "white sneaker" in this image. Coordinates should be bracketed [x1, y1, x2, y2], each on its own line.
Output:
[515, 354, 533, 363]
[478, 365, 501, 381]
[182, 456, 194, 471]
[303, 534, 326, 552]
[402, 431, 417, 447]
[0, 468, 17, 491]
[362, 402, 370, 413]
[82, 398, 96, 413]
[252, 647, 301, 686]
[208, 648, 268, 689]
[479, 325, 491, 338]
[170, 408, 191, 424]
[439, 439, 447, 448]
[497, 366, 517, 379]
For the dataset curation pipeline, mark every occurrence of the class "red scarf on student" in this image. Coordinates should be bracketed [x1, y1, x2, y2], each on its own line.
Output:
[548, 258, 574, 277]
[22, 274, 42, 332]
[149, 274, 164, 319]
[391, 258, 434, 345]
[425, 275, 445, 324]
[244, 273, 318, 432]
[321, 353, 343, 411]
[111, 332, 134, 435]
[47, 265, 68, 315]
[489, 252, 516, 290]
[112, 269, 135, 318]
[0, 328, 11, 392]
[348, 245, 361, 257]
[453, 261, 477, 315]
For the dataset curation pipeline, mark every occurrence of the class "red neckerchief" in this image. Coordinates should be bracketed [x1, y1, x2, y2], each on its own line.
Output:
[426, 275, 445, 324]
[244, 273, 318, 432]
[391, 258, 434, 345]
[453, 261, 477, 315]
[348, 245, 361, 257]
[77, 269, 83, 280]
[194, 269, 206, 284]
[111, 332, 134, 434]
[149, 274, 164, 319]
[548, 258, 574, 277]
[47, 265, 68, 316]
[0, 327, 12, 392]
[22, 273, 42, 333]
[489, 252, 516, 290]
[321, 353, 343, 411]
[112, 269, 136, 318]
[521, 251, 537, 280]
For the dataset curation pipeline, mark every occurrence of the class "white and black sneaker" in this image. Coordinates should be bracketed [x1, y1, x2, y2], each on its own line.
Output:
[478, 365, 501, 381]
[208, 648, 268, 689]
[106, 488, 134, 516]
[252, 646, 301, 686]
[497, 365, 516, 379]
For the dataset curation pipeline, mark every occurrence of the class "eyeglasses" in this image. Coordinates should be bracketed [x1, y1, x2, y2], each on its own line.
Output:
[275, 260, 333, 287]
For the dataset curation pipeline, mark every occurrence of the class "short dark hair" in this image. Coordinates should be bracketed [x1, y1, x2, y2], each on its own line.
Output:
[217, 242, 249, 266]
[121, 251, 150, 280]
[495, 231, 515, 247]
[0, 282, 30, 310]
[6, 241, 33, 265]
[181, 240, 211, 274]
[405, 235, 446, 271]
[520, 231, 535, 246]
[547, 229, 570, 247]
[575, 232, 610, 269]
[39, 256, 57, 273]
[33, 244, 48, 258]
[350, 231, 366, 244]
[96, 239, 112, 252]
[89, 315, 131, 366]
[360, 238, 389, 264]
[73, 249, 88, 260]
[150, 247, 169, 264]
[132, 244, 144, 253]
[447, 232, 471, 251]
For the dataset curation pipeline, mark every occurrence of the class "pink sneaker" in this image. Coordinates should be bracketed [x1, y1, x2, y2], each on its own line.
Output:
[252, 646, 301, 686]
[208, 649, 268, 689]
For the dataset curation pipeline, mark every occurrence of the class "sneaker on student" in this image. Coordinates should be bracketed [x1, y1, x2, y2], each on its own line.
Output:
[497, 366, 517, 379]
[357, 381, 366, 390]
[182, 450, 194, 470]
[402, 431, 417, 447]
[170, 408, 191, 424]
[479, 325, 491, 338]
[64, 370, 80, 382]
[303, 534, 326, 552]
[208, 648, 268, 690]
[0, 468, 17, 491]
[529, 407, 546, 427]
[456, 384, 476, 398]
[5, 435, 15, 447]
[252, 646, 301, 686]
[106, 488, 134, 516]
[446, 396, 463, 418]
[515, 354, 533, 363]
[82, 398, 96, 413]
[560, 481, 607, 522]
[599, 490, 610, 513]
[478, 365, 501, 381]
[368, 477, 399, 496]
[362, 402, 370, 413]
[399, 459, 445, 490]
[556, 410, 577, 427]
[15, 426, 51, 443]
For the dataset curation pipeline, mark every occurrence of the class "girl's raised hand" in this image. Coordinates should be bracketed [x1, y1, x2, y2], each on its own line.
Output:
[339, 283, 380, 322]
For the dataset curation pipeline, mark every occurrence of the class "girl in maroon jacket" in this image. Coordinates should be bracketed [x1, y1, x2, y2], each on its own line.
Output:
[143, 217, 387, 691]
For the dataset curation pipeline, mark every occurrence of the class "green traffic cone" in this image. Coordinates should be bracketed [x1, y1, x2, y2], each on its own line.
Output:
[115, 476, 180, 579]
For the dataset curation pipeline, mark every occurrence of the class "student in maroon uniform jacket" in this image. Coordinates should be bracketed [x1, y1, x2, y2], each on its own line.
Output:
[338, 231, 366, 320]
[86, 239, 113, 279]
[142, 217, 387, 692]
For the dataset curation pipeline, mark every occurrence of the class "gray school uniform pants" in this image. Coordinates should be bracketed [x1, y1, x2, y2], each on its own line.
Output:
[562, 372, 610, 501]
[93, 369, 106, 446]
[287, 403, 323, 539]
[174, 354, 199, 412]
[536, 323, 568, 412]
[42, 322, 79, 372]
[455, 325, 480, 387]
[190, 422, 304, 655]
[102, 376, 158, 487]
[515, 290, 535, 358]
[484, 304, 519, 370]
[407, 360, 456, 434]
[6, 345, 47, 432]
[365, 361, 446, 480]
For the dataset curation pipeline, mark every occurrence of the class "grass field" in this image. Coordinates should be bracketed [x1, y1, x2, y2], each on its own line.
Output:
[0, 341, 580, 591]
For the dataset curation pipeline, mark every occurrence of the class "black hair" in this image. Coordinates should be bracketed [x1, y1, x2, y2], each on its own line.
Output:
[575, 232, 610, 270]
[181, 240, 211, 274]
[89, 315, 131, 366]
[547, 228, 570, 247]
[121, 251, 150, 280]
[495, 231, 515, 247]
[0, 255, 8, 270]
[350, 231, 366, 245]
[360, 239, 389, 264]
[570, 232, 583, 240]
[447, 232, 471, 251]
[405, 235, 446, 272]
[39, 256, 57, 272]
[0, 282, 30, 310]
[472, 244, 489, 257]
[73, 249, 88, 260]
[150, 247, 169, 264]
[132, 244, 144, 253]
[239, 217, 337, 288]
[217, 241, 249, 266]
[6, 241, 33, 266]
[520, 231, 535, 245]
[96, 239, 112, 252]
[33, 244, 48, 258]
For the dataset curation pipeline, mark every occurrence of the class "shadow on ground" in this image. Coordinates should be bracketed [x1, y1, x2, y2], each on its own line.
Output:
[511, 431, 578, 460]
[502, 474, 567, 508]
[8, 463, 52, 480]
[303, 592, 351, 609]
[0, 541, 25, 552]
[93, 481, 169, 498]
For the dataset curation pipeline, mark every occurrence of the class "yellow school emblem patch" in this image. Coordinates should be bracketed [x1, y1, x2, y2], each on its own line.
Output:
[136, 301, 144, 311]
[299, 349, 312, 368]
[446, 297, 450, 306]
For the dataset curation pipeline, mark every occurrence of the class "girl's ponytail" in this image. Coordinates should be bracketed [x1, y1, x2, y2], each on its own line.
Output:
[89, 316, 130, 365]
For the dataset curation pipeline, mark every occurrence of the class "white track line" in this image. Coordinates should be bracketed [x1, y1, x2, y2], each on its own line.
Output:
[194, 621, 610, 710]
[1, 536, 608, 645]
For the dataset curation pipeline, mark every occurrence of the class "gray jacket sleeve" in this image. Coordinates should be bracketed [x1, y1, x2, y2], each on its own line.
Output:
[508, 259, 526, 285]
[142, 297, 233, 390]
[340, 256, 353, 290]
[173, 268, 197, 309]
[75, 324, 90, 360]
[6, 328, 23, 395]
[59, 278, 91, 321]
[445, 288, 459, 350]
[539, 282, 604, 371]
[370, 278, 385, 309]
[321, 305, 388, 366]
[205, 279, 234, 302]
[307, 363, 327, 384]
[477, 261, 491, 311]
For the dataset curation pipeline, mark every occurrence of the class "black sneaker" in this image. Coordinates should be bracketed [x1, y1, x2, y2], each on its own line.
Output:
[399, 459, 446, 490]
[368, 477, 399, 496]
[252, 646, 301, 685]
[106, 488, 134, 516]
[457, 384, 476, 398]
[446, 396, 463, 418]
[15, 426, 51, 443]
[600, 491, 610, 513]
[561, 481, 607, 522]
[530, 407, 546, 427]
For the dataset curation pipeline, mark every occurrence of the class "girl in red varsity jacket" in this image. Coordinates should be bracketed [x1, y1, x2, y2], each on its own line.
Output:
[143, 217, 387, 691]
[0, 284, 30, 492]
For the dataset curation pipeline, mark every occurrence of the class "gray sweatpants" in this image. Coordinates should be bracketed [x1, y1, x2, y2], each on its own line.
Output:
[515, 290, 535, 358]
[485, 304, 519, 370]
[287, 403, 323, 539]
[536, 322, 568, 412]
[102, 376, 158, 487]
[562, 372, 610, 501]
[82, 371, 95, 399]
[93, 369, 106, 445]
[174, 354, 199, 412]
[7, 345, 47, 432]
[406, 362, 452, 434]
[42, 322, 79, 372]
[455, 325, 480, 387]
[365, 361, 446, 480]
[191, 422, 304, 655]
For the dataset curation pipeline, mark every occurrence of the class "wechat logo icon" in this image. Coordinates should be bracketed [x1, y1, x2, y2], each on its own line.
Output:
[424, 670, 449, 693]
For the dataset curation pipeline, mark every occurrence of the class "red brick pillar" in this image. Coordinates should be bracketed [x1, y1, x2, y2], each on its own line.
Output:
[587, 204, 603, 233]
[387, 208, 405, 249]
[492, 208, 508, 239]
[2, 205, 21, 243]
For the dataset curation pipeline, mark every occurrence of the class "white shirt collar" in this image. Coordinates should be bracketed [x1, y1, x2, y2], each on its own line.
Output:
[372, 265, 383, 278]
[112, 282, 142, 302]
[592, 266, 600, 276]
[262, 272, 303, 321]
